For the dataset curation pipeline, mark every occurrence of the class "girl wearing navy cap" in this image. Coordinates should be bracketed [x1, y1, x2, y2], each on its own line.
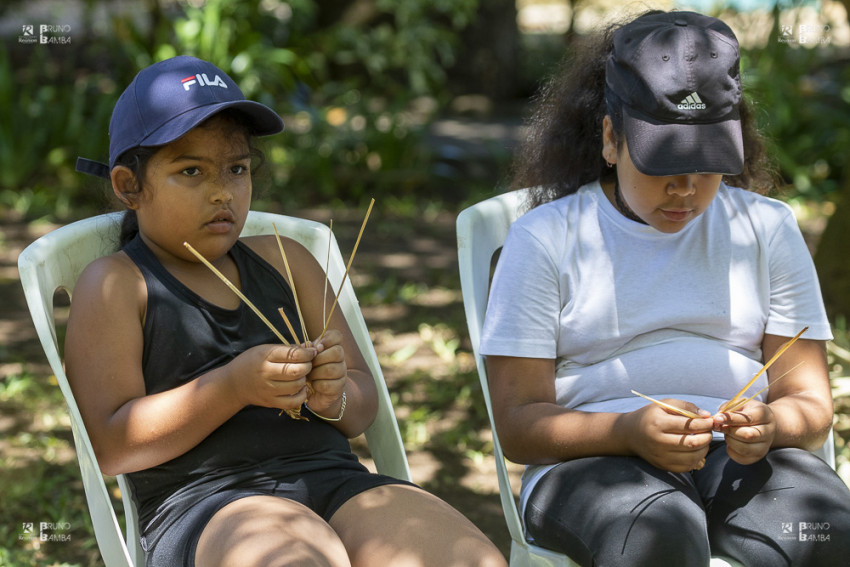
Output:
[67, 56, 506, 567]
[480, 10, 850, 566]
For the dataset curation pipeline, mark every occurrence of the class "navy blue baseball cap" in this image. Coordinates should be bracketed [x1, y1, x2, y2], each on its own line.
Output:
[605, 11, 744, 176]
[77, 56, 284, 179]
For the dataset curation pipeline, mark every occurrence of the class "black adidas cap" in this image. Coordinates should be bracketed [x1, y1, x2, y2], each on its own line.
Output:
[605, 11, 744, 176]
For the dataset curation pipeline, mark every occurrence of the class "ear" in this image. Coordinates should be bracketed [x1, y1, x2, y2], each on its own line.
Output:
[601, 115, 618, 166]
[111, 166, 140, 210]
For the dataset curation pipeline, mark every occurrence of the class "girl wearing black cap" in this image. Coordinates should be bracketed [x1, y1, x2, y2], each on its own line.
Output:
[480, 10, 850, 566]
[66, 56, 506, 567]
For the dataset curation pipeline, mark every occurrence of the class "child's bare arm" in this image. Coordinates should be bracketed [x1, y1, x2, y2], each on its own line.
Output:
[65, 253, 316, 475]
[486, 355, 713, 471]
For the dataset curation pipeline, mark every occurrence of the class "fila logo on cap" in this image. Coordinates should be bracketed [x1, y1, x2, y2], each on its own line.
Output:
[678, 92, 706, 110]
[181, 73, 228, 91]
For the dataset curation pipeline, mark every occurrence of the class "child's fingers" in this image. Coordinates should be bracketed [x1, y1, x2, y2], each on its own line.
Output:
[641, 440, 711, 473]
[313, 343, 345, 368]
[713, 399, 771, 427]
[309, 339, 346, 381]
[271, 377, 309, 397]
[315, 328, 343, 349]
[643, 400, 714, 433]
[274, 383, 311, 411]
[715, 401, 775, 464]
[713, 410, 751, 429]
[724, 430, 771, 465]
[267, 344, 318, 363]
[308, 375, 346, 398]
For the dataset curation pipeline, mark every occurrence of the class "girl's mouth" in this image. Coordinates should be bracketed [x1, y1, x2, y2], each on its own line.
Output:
[660, 209, 692, 222]
[206, 210, 235, 233]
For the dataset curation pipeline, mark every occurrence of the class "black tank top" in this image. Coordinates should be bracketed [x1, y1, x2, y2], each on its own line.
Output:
[122, 235, 359, 534]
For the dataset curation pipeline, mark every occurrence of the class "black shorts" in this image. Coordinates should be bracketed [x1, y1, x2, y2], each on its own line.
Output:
[143, 465, 413, 567]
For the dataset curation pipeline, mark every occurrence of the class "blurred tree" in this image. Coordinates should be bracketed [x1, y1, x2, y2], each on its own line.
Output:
[0, 0, 480, 216]
[816, 177, 850, 321]
[808, 0, 850, 321]
[448, 0, 520, 102]
[738, 2, 850, 321]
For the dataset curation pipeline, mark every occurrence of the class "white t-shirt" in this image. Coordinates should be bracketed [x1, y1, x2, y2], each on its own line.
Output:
[479, 181, 832, 514]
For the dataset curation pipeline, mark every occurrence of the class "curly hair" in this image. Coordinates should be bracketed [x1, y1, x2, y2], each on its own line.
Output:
[511, 10, 778, 211]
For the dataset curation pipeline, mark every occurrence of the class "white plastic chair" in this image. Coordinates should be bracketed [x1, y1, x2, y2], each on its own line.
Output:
[17, 210, 412, 566]
[456, 189, 835, 567]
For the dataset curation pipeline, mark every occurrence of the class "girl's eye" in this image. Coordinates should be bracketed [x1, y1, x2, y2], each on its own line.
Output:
[231, 164, 249, 175]
[182, 166, 201, 177]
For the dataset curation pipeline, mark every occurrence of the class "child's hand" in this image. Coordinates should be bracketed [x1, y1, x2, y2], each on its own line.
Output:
[305, 329, 348, 417]
[626, 400, 714, 472]
[228, 343, 319, 411]
[713, 400, 775, 465]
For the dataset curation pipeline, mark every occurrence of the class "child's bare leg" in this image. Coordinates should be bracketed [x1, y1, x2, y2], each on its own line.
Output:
[195, 495, 350, 567]
[329, 484, 507, 567]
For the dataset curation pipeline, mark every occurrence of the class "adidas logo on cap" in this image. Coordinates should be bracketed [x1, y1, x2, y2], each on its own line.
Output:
[678, 92, 706, 110]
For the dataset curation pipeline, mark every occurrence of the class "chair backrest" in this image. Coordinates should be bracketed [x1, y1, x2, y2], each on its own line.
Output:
[18, 210, 411, 567]
[456, 189, 539, 562]
[456, 189, 835, 566]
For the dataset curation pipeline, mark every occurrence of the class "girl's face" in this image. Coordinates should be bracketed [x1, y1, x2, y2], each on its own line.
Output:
[114, 115, 253, 266]
[601, 116, 722, 234]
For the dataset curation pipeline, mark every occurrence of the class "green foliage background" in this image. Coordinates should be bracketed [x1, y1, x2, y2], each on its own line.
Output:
[1, 1, 848, 222]
[743, 7, 850, 200]
[0, 0, 481, 219]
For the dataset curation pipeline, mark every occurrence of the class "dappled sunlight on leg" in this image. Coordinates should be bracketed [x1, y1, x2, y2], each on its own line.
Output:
[196, 495, 350, 567]
[330, 484, 507, 567]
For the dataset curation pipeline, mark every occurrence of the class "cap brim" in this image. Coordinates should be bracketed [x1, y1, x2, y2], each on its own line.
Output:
[137, 100, 284, 152]
[623, 106, 744, 177]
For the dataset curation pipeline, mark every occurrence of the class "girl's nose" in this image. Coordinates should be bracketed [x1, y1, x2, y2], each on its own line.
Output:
[210, 182, 234, 203]
[208, 170, 237, 203]
[666, 175, 697, 196]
